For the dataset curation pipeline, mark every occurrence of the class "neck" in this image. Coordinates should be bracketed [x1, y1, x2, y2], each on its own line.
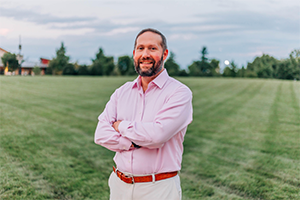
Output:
[141, 69, 164, 92]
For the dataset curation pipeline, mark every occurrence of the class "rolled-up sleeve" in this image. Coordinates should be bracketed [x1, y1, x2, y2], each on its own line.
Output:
[94, 90, 132, 152]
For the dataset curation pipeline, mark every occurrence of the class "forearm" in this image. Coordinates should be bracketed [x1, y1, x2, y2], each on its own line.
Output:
[118, 92, 193, 149]
[119, 115, 191, 149]
[94, 119, 132, 152]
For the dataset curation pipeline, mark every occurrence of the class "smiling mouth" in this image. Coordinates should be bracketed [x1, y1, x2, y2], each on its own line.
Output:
[139, 57, 155, 66]
[140, 61, 153, 65]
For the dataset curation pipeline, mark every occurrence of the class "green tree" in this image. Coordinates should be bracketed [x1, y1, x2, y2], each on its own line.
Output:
[90, 59, 103, 76]
[230, 61, 238, 77]
[223, 61, 237, 77]
[1, 52, 19, 72]
[287, 49, 300, 80]
[188, 61, 201, 76]
[201, 46, 208, 63]
[276, 59, 296, 80]
[110, 66, 121, 76]
[223, 66, 232, 77]
[45, 66, 52, 75]
[210, 59, 221, 76]
[63, 63, 76, 75]
[103, 56, 115, 76]
[32, 66, 41, 75]
[199, 46, 211, 76]
[237, 66, 246, 77]
[49, 42, 70, 75]
[188, 46, 215, 76]
[117, 55, 135, 75]
[78, 65, 90, 75]
[178, 69, 189, 76]
[247, 54, 277, 78]
[164, 52, 180, 76]
[245, 70, 258, 78]
[91, 48, 115, 76]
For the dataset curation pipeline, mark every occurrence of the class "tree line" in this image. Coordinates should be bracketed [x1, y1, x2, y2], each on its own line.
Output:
[2, 42, 299, 80]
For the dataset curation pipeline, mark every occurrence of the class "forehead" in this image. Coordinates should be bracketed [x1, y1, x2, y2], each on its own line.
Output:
[136, 31, 162, 47]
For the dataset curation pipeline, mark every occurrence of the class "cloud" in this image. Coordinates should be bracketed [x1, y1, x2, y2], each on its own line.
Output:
[169, 34, 198, 41]
[194, 10, 299, 35]
[0, 0, 298, 69]
[99, 27, 140, 36]
[0, 28, 10, 36]
[0, 7, 97, 25]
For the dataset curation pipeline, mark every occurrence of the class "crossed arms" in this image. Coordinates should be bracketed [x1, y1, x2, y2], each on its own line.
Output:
[94, 86, 193, 152]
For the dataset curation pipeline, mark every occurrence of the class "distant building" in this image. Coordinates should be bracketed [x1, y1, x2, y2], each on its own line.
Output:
[0, 47, 9, 74]
[0, 47, 50, 75]
[20, 58, 50, 75]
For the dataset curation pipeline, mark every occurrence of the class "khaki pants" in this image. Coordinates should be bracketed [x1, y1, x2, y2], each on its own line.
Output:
[108, 171, 182, 200]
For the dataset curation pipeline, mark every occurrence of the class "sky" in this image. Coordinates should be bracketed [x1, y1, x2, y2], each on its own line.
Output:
[0, 0, 299, 70]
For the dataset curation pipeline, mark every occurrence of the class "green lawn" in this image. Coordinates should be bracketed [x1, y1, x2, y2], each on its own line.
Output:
[0, 76, 299, 199]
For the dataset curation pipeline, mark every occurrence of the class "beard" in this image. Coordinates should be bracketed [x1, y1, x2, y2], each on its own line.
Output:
[134, 55, 164, 77]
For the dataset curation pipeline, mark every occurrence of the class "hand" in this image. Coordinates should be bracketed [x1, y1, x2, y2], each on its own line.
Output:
[131, 142, 141, 149]
[112, 120, 122, 133]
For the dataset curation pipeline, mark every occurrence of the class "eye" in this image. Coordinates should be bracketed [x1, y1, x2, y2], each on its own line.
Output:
[138, 47, 143, 50]
[151, 47, 156, 50]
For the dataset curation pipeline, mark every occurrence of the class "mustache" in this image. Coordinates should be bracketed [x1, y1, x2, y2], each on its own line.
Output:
[139, 57, 155, 62]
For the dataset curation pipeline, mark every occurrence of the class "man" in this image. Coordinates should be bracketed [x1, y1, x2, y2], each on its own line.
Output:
[94, 28, 193, 200]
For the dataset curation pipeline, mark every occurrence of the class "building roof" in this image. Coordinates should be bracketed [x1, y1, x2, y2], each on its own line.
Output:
[0, 47, 9, 53]
[0, 47, 10, 66]
[0, 47, 49, 68]
[21, 61, 48, 68]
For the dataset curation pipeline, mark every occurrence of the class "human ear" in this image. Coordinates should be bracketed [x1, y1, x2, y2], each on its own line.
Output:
[163, 49, 169, 61]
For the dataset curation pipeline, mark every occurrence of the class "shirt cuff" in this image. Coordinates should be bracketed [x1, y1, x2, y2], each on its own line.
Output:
[119, 136, 132, 151]
[118, 120, 131, 135]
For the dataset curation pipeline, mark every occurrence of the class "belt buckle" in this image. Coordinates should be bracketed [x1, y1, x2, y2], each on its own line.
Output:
[126, 174, 134, 184]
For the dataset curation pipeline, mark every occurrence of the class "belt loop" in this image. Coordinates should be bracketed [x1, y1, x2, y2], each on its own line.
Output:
[152, 174, 155, 183]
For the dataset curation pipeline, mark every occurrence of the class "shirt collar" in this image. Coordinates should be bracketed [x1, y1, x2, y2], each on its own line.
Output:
[132, 76, 142, 89]
[131, 69, 169, 89]
[152, 69, 169, 89]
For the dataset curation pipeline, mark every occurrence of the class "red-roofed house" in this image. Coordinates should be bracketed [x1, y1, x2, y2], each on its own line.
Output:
[0, 47, 50, 75]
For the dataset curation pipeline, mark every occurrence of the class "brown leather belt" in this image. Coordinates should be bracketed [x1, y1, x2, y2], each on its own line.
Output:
[113, 166, 178, 184]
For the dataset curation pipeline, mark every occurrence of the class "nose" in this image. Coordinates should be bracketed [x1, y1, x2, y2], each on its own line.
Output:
[141, 49, 150, 58]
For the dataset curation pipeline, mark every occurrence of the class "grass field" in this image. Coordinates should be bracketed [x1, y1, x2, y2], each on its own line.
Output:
[0, 75, 299, 200]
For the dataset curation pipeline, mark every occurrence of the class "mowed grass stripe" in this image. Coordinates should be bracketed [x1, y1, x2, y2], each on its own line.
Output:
[0, 93, 98, 135]
[244, 81, 300, 189]
[0, 76, 130, 108]
[1, 76, 300, 199]
[182, 78, 246, 106]
[1, 98, 99, 134]
[0, 98, 114, 170]
[0, 147, 54, 199]
[0, 102, 112, 199]
[263, 82, 300, 159]
[0, 77, 114, 109]
[181, 79, 300, 199]
[181, 173, 247, 200]
[290, 81, 300, 129]
[0, 77, 132, 134]
[191, 79, 256, 110]
[182, 80, 265, 199]
[185, 79, 264, 150]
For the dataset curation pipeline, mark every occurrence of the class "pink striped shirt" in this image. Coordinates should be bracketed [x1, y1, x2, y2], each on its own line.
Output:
[94, 69, 193, 175]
